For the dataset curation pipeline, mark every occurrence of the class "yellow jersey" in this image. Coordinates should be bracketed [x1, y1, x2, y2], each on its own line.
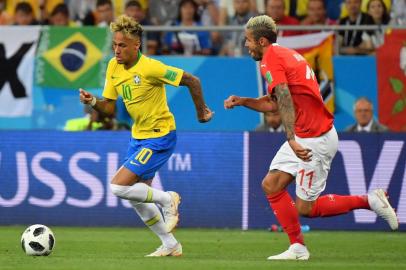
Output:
[102, 53, 184, 139]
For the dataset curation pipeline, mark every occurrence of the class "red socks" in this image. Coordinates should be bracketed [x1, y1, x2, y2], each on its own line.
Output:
[266, 191, 370, 245]
[266, 190, 304, 245]
[308, 194, 370, 217]
[266, 192, 370, 245]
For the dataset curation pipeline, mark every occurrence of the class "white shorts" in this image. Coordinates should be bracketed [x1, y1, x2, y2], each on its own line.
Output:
[269, 127, 338, 201]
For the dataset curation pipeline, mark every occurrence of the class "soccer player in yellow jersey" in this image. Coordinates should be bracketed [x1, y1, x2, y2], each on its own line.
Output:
[79, 15, 213, 257]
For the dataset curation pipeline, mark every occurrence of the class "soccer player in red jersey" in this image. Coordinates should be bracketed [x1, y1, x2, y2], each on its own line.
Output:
[224, 15, 398, 260]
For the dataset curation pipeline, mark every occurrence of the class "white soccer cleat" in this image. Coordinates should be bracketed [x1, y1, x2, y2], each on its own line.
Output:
[162, 191, 181, 233]
[267, 243, 310, 260]
[368, 188, 399, 230]
[145, 243, 183, 257]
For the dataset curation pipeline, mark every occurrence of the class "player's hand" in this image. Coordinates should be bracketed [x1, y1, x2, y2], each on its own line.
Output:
[79, 88, 94, 105]
[224, 95, 244, 109]
[288, 140, 312, 162]
[198, 105, 213, 123]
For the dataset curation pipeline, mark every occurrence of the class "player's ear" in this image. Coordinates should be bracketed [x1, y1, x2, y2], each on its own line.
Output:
[258, 37, 268, 47]
[133, 37, 141, 50]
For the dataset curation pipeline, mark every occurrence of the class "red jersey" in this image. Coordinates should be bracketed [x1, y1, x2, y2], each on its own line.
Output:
[260, 44, 333, 138]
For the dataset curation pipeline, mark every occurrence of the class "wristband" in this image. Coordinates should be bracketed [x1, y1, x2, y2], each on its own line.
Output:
[90, 96, 97, 107]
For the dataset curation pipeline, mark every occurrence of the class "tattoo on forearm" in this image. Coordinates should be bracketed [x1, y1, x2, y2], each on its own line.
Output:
[274, 83, 295, 141]
[180, 72, 205, 109]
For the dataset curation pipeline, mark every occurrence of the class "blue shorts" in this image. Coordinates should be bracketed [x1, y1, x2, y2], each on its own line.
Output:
[123, 131, 176, 180]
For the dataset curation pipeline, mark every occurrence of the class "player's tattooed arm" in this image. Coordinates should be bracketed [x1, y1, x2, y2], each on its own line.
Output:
[274, 83, 295, 141]
[180, 72, 213, 123]
[93, 98, 116, 116]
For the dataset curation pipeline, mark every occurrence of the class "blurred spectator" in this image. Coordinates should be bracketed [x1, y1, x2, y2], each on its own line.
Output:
[5, 0, 63, 23]
[163, 0, 212, 55]
[66, 0, 143, 25]
[14, 2, 38, 25]
[125, 0, 161, 55]
[338, 0, 374, 55]
[218, 0, 263, 26]
[195, 0, 222, 54]
[64, 105, 130, 131]
[221, 0, 257, 56]
[284, 0, 309, 19]
[265, 0, 302, 36]
[196, 0, 219, 26]
[366, 0, 390, 25]
[301, 0, 336, 33]
[64, 105, 105, 131]
[340, 0, 391, 18]
[47, 3, 72, 26]
[359, 0, 390, 52]
[83, 0, 114, 26]
[0, 0, 12, 25]
[65, 0, 96, 24]
[345, 97, 388, 132]
[390, 0, 406, 25]
[326, 0, 344, 20]
[255, 111, 284, 132]
[149, 0, 182, 25]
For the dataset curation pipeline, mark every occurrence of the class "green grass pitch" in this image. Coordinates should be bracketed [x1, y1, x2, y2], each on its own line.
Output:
[1, 226, 405, 270]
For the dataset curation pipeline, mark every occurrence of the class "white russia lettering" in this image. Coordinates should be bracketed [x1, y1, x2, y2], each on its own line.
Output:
[0, 151, 130, 208]
[167, 153, 192, 171]
[339, 140, 405, 223]
[0, 151, 190, 208]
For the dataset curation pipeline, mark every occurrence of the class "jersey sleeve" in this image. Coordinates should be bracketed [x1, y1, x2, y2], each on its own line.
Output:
[102, 59, 118, 100]
[147, 59, 184, 87]
[265, 57, 287, 94]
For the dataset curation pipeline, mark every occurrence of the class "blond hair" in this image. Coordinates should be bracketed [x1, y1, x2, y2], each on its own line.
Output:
[245, 15, 278, 42]
[110, 15, 143, 39]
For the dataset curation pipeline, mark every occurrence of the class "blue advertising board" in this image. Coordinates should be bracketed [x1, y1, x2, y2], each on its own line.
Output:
[1, 131, 405, 230]
[0, 131, 244, 227]
[248, 132, 406, 231]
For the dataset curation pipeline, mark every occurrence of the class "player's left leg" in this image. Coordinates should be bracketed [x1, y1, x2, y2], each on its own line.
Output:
[298, 189, 398, 230]
[296, 193, 369, 217]
[264, 172, 310, 261]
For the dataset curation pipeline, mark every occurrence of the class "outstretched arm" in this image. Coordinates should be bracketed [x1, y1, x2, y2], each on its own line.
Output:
[79, 88, 116, 116]
[179, 72, 213, 123]
[224, 94, 278, 112]
[274, 83, 312, 161]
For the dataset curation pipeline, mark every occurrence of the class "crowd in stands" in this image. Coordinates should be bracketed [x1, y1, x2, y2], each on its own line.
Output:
[0, 0, 404, 55]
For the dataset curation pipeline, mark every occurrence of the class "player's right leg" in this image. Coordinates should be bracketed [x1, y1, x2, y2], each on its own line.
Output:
[110, 166, 180, 233]
[263, 141, 312, 260]
[263, 171, 310, 260]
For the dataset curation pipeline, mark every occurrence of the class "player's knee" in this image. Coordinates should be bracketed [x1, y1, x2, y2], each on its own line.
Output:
[110, 183, 128, 199]
[261, 177, 281, 195]
[297, 208, 311, 217]
[296, 203, 313, 217]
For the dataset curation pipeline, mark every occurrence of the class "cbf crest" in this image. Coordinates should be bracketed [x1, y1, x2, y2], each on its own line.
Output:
[134, 75, 141, 85]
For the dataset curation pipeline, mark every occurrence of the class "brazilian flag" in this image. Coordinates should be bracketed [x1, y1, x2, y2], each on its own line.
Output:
[35, 26, 111, 89]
